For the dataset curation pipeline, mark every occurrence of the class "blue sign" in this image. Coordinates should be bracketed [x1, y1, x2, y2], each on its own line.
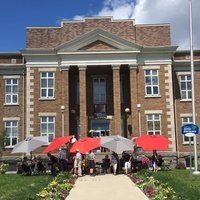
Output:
[181, 124, 199, 135]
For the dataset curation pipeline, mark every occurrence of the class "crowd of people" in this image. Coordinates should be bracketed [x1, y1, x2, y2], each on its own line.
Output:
[18, 146, 164, 176]
[19, 155, 46, 175]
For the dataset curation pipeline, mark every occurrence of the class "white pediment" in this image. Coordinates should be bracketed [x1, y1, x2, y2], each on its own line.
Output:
[56, 28, 142, 52]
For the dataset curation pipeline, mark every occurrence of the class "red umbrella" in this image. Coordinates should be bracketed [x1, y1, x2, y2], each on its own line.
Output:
[43, 135, 73, 153]
[70, 137, 101, 154]
[134, 134, 171, 151]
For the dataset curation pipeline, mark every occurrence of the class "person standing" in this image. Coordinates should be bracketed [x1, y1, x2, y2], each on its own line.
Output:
[58, 148, 67, 171]
[124, 152, 131, 174]
[88, 150, 95, 176]
[110, 152, 119, 175]
[70, 136, 77, 144]
[102, 155, 110, 174]
[152, 150, 159, 172]
[47, 152, 59, 175]
[73, 149, 82, 176]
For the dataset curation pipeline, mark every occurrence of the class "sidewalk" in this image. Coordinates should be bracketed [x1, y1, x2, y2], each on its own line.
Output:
[66, 174, 149, 200]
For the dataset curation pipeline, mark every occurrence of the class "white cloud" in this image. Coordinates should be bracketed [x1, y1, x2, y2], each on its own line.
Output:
[131, 0, 200, 50]
[73, 0, 200, 50]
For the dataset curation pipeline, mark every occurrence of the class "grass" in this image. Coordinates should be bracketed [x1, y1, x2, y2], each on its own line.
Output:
[152, 169, 200, 200]
[0, 174, 54, 200]
[1, 170, 200, 200]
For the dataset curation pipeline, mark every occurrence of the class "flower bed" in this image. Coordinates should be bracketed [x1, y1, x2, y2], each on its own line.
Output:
[128, 170, 182, 200]
[37, 172, 76, 200]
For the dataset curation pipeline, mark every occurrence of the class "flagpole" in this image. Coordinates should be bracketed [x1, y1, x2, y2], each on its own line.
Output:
[189, 0, 199, 175]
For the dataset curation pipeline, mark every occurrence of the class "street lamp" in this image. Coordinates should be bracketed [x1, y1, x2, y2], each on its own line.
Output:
[125, 108, 130, 137]
[125, 108, 130, 115]
[61, 105, 65, 137]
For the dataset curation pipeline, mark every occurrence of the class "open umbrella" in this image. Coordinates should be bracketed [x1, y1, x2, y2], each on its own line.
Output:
[12, 136, 47, 154]
[101, 135, 134, 154]
[70, 137, 101, 154]
[134, 134, 171, 151]
[43, 135, 73, 153]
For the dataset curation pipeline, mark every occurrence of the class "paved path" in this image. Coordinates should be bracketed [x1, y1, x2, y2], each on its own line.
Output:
[66, 174, 149, 200]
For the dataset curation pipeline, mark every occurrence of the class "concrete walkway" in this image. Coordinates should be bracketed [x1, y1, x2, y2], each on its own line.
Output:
[66, 174, 149, 200]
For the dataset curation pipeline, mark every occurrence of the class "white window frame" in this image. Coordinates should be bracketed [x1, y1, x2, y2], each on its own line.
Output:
[181, 116, 194, 143]
[180, 74, 192, 100]
[40, 116, 55, 143]
[5, 79, 18, 104]
[40, 72, 55, 98]
[145, 69, 159, 96]
[146, 114, 161, 135]
[5, 120, 18, 147]
[93, 77, 106, 104]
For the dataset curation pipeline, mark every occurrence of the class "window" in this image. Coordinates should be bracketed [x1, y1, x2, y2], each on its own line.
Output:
[182, 117, 194, 143]
[5, 79, 18, 104]
[40, 72, 54, 98]
[40, 116, 55, 142]
[145, 69, 159, 96]
[147, 114, 161, 135]
[93, 77, 106, 103]
[5, 121, 18, 147]
[180, 75, 192, 100]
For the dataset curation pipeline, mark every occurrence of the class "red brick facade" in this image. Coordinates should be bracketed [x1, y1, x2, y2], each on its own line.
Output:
[1, 17, 200, 160]
[26, 17, 170, 48]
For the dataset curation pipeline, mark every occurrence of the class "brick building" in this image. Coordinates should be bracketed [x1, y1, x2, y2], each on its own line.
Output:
[0, 17, 200, 158]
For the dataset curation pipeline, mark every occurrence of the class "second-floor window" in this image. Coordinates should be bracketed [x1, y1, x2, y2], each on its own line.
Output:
[93, 77, 106, 104]
[5, 79, 18, 104]
[180, 75, 192, 100]
[40, 72, 54, 98]
[145, 69, 159, 96]
[147, 114, 161, 135]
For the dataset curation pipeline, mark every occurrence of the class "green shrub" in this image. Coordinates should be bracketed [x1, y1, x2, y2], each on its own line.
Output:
[175, 162, 186, 169]
[0, 163, 9, 174]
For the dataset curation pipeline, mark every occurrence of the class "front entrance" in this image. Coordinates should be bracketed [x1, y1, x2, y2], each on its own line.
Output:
[89, 119, 110, 137]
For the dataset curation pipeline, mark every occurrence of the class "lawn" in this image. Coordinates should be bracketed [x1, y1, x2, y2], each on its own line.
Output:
[0, 174, 54, 200]
[152, 169, 200, 200]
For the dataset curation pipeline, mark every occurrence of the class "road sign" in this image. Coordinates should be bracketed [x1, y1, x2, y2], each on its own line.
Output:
[181, 124, 199, 135]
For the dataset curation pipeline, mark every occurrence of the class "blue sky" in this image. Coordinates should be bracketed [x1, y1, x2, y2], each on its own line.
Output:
[0, 0, 104, 51]
[0, 0, 199, 52]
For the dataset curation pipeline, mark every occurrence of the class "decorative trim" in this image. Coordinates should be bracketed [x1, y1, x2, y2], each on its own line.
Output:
[142, 65, 160, 70]
[38, 68, 57, 72]
[177, 71, 191, 75]
[164, 65, 176, 151]
[39, 112, 57, 117]
[3, 117, 20, 121]
[78, 65, 87, 70]
[112, 65, 120, 70]
[3, 75, 20, 79]
[26, 68, 34, 136]
[180, 113, 192, 117]
[144, 110, 163, 114]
